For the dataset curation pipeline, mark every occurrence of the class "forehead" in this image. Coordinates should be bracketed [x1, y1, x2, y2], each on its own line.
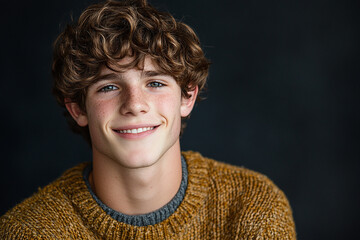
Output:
[100, 56, 164, 76]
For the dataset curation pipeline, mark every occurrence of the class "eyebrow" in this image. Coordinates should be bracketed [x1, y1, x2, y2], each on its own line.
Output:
[96, 73, 122, 82]
[142, 70, 170, 78]
[95, 70, 170, 83]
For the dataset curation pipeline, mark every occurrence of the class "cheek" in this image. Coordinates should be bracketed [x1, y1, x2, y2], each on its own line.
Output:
[155, 94, 182, 137]
[87, 99, 117, 126]
[156, 94, 182, 116]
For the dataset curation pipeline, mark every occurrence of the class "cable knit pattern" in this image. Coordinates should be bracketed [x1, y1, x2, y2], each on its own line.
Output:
[0, 151, 296, 239]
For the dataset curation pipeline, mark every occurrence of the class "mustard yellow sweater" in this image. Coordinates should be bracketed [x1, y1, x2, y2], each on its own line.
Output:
[0, 151, 296, 239]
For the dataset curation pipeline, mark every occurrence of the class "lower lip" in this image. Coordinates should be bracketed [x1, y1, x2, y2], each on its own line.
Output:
[113, 126, 158, 139]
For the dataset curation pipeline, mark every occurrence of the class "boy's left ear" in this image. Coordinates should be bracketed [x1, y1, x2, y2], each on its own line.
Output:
[180, 86, 198, 117]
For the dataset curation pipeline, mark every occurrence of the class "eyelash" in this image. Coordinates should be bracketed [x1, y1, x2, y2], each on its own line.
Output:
[97, 81, 165, 93]
[98, 85, 119, 92]
[147, 81, 165, 88]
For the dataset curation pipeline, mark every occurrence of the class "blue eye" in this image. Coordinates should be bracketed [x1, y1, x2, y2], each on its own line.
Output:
[99, 85, 118, 92]
[148, 82, 164, 88]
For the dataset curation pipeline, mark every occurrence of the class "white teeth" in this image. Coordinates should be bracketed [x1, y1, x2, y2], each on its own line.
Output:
[118, 127, 154, 134]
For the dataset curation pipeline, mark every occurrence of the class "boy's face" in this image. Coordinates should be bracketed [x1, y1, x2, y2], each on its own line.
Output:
[66, 56, 197, 168]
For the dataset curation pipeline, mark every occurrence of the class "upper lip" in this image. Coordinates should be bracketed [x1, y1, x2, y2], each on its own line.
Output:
[113, 124, 160, 131]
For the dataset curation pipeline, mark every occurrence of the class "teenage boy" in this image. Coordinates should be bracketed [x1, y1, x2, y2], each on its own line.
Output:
[0, 0, 296, 239]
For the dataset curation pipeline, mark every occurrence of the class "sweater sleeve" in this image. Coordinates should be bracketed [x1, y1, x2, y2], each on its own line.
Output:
[234, 182, 296, 240]
[0, 215, 42, 240]
[257, 190, 296, 239]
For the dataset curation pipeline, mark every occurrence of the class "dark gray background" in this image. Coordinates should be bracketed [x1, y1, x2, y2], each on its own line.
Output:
[1, 0, 359, 239]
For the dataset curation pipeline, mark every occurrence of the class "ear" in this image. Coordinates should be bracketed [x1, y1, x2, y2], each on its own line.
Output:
[180, 86, 198, 117]
[65, 99, 88, 127]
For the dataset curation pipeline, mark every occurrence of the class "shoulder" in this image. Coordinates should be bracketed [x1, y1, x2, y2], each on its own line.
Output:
[183, 151, 296, 239]
[0, 163, 88, 239]
[183, 150, 283, 195]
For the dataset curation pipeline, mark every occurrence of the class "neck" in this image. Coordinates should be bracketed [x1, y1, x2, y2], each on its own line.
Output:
[89, 143, 183, 215]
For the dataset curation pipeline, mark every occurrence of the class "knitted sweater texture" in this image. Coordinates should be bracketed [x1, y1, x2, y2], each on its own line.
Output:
[0, 151, 296, 239]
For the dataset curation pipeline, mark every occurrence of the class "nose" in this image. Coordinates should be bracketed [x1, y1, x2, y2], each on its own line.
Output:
[119, 86, 149, 116]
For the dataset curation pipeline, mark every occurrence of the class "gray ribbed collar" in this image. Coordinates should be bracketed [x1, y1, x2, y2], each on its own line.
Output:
[83, 156, 188, 226]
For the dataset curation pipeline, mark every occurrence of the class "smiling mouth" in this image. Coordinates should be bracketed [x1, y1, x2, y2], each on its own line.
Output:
[114, 126, 159, 134]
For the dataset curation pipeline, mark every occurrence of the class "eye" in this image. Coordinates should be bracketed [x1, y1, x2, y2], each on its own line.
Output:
[99, 85, 119, 92]
[147, 81, 165, 88]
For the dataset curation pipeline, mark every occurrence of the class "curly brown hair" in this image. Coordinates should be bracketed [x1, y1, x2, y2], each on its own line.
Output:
[52, 0, 210, 144]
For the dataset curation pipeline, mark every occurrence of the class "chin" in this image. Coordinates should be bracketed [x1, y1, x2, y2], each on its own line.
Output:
[115, 150, 162, 169]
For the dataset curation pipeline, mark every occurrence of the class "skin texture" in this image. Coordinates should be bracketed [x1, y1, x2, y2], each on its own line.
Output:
[65, 56, 198, 215]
